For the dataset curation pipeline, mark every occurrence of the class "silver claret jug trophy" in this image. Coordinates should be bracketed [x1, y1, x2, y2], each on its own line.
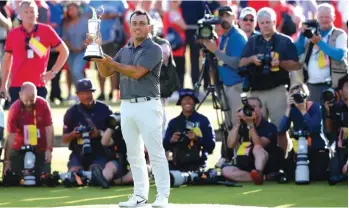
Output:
[83, 6, 103, 61]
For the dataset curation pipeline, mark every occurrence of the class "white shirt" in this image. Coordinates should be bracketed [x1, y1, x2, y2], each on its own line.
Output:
[306, 28, 348, 84]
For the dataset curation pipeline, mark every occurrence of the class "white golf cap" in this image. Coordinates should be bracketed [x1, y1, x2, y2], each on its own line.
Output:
[239, 7, 257, 19]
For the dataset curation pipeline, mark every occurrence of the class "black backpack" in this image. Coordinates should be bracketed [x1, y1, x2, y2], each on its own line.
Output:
[152, 36, 181, 98]
[280, 12, 297, 36]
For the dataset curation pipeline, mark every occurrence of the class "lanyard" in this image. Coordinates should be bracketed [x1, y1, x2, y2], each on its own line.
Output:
[221, 36, 230, 53]
[21, 107, 37, 127]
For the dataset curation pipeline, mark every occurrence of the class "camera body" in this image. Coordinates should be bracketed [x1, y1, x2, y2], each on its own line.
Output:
[177, 121, 196, 144]
[240, 93, 254, 117]
[20, 145, 36, 186]
[292, 90, 308, 104]
[257, 54, 272, 75]
[302, 20, 319, 39]
[106, 113, 121, 130]
[76, 125, 93, 156]
[322, 88, 338, 104]
[194, 14, 220, 40]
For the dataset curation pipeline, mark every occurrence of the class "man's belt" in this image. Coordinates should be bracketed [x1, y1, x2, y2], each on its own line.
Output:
[124, 97, 160, 103]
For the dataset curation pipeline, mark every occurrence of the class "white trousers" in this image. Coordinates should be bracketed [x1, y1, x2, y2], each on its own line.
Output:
[120, 98, 170, 199]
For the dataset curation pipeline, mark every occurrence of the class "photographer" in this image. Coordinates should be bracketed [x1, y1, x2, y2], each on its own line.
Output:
[3, 82, 53, 185]
[239, 7, 300, 155]
[201, 5, 247, 167]
[279, 83, 328, 180]
[324, 74, 348, 184]
[163, 89, 216, 172]
[296, 3, 348, 102]
[221, 96, 282, 185]
[97, 114, 133, 188]
[62, 79, 111, 177]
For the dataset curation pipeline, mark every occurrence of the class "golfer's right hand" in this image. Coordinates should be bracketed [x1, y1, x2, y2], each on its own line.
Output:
[85, 33, 102, 46]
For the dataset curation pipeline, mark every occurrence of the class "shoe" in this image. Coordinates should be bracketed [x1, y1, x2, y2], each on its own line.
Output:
[250, 169, 264, 185]
[91, 166, 109, 189]
[215, 158, 226, 168]
[152, 195, 168, 207]
[119, 195, 147, 207]
[97, 94, 105, 101]
[108, 92, 113, 101]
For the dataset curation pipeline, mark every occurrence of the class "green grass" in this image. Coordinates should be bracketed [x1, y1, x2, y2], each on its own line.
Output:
[0, 182, 346, 207]
[0, 70, 347, 207]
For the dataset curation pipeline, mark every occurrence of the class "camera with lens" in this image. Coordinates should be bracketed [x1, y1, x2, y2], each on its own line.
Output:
[177, 121, 196, 144]
[322, 88, 339, 104]
[20, 145, 36, 186]
[302, 20, 319, 39]
[240, 93, 254, 117]
[76, 125, 94, 156]
[292, 90, 308, 105]
[194, 14, 221, 40]
[106, 112, 121, 130]
[257, 54, 272, 75]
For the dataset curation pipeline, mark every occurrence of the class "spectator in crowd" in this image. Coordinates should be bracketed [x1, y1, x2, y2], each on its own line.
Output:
[221, 96, 282, 185]
[62, 2, 88, 92]
[35, 0, 50, 24]
[201, 5, 247, 167]
[163, 89, 216, 172]
[0, 0, 68, 104]
[239, 7, 300, 155]
[62, 79, 111, 174]
[294, 0, 317, 20]
[325, 74, 348, 184]
[137, 0, 163, 37]
[0, 1, 12, 74]
[296, 3, 348, 102]
[238, 7, 259, 38]
[279, 83, 329, 180]
[87, 0, 127, 101]
[163, 0, 186, 89]
[3, 82, 53, 184]
[47, 0, 64, 104]
[180, 1, 205, 88]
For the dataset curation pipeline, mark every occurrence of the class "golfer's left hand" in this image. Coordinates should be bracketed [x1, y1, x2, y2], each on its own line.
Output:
[91, 54, 114, 66]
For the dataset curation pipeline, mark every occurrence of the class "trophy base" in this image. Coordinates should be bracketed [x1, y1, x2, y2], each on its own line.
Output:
[83, 44, 103, 61]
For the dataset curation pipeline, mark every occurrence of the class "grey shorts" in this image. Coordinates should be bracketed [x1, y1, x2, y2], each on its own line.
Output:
[110, 160, 125, 179]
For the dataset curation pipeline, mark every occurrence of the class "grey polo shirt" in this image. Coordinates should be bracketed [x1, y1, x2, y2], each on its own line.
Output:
[113, 38, 162, 99]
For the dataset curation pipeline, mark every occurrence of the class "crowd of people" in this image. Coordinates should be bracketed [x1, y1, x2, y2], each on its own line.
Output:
[0, 0, 347, 207]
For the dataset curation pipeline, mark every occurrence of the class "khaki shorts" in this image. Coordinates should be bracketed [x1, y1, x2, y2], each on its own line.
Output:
[251, 85, 287, 130]
[223, 83, 243, 127]
[10, 149, 51, 175]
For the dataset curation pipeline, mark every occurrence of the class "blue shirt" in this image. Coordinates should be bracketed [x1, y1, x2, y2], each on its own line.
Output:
[163, 111, 216, 164]
[218, 26, 247, 86]
[279, 102, 328, 150]
[86, 1, 127, 44]
[63, 16, 89, 51]
[63, 101, 113, 154]
[47, 2, 64, 37]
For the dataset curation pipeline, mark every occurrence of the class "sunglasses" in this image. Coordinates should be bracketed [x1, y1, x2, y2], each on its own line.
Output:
[243, 18, 254, 22]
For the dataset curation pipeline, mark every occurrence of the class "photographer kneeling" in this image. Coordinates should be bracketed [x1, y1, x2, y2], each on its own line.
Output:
[279, 83, 329, 181]
[222, 96, 283, 185]
[62, 79, 112, 185]
[98, 112, 134, 188]
[324, 75, 348, 185]
[163, 89, 216, 172]
[3, 82, 53, 186]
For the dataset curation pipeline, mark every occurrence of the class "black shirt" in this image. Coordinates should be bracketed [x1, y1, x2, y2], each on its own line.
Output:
[330, 100, 348, 147]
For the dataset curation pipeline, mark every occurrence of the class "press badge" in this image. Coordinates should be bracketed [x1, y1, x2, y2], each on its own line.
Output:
[24, 125, 38, 146]
[77, 137, 83, 145]
[27, 49, 34, 59]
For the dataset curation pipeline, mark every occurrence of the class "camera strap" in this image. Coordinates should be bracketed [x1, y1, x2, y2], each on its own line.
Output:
[77, 105, 97, 130]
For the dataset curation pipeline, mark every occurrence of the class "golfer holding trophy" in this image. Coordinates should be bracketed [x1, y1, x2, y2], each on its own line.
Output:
[85, 9, 170, 207]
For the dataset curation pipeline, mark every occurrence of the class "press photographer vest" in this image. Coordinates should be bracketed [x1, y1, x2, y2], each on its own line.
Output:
[302, 27, 348, 88]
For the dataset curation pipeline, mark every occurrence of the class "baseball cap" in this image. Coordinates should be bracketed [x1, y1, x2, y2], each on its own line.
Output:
[176, 89, 200, 106]
[239, 7, 257, 19]
[218, 5, 237, 16]
[76, 79, 96, 93]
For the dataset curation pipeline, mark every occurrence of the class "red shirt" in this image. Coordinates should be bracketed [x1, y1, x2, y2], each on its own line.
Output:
[7, 97, 53, 152]
[4, 23, 62, 87]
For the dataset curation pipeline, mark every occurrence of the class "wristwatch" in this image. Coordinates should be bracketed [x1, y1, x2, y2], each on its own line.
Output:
[247, 124, 255, 130]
